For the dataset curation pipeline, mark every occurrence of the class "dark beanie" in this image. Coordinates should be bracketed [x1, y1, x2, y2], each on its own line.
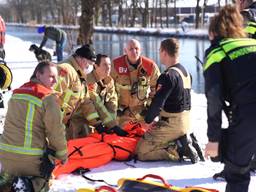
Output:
[75, 44, 96, 62]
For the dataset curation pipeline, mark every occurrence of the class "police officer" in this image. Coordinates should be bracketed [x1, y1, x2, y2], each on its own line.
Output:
[204, 5, 256, 192]
[111, 39, 160, 126]
[38, 25, 67, 61]
[236, 0, 256, 38]
[0, 61, 67, 191]
[136, 38, 197, 162]
[55, 44, 102, 140]
[86, 54, 128, 136]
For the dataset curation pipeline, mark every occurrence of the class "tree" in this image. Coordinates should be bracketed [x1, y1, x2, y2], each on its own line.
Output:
[195, 0, 201, 29]
[77, 0, 95, 45]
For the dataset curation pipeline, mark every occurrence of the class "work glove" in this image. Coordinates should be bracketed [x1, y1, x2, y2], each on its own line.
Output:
[107, 125, 128, 136]
[39, 148, 56, 179]
[95, 123, 105, 134]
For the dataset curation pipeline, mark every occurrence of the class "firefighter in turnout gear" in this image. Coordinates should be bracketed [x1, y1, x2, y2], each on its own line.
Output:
[0, 61, 67, 192]
[136, 38, 197, 163]
[86, 54, 128, 136]
[111, 39, 160, 126]
[204, 6, 256, 192]
[55, 44, 100, 140]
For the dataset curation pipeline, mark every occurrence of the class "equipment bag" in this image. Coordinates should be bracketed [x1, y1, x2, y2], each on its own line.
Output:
[117, 174, 219, 192]
[0, 60, 12, 90]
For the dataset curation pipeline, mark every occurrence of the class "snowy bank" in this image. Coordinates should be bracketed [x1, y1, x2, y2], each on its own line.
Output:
[0, 35, 255, 192]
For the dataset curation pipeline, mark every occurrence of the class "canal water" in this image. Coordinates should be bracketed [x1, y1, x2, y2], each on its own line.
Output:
[6, 25, 209, 93]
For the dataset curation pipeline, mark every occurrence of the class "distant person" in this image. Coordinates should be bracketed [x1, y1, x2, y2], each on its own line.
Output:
[111, 39, 160, 126]
[136, 38, 198, 163]
[38, 25, 67, 62]
[86, 54, 128, 136]
[237, 0, 256, 38]
[0, 61, 67, 191]
[204, 5, 256, 192]
[0, 15, 6, 59]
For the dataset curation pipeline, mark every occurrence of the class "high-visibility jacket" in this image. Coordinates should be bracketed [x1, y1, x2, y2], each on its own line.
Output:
[241, 2, 256, 39]
[111, 55, 160, 114]
[203, 37, 256, 142]
[55, 56, 99, 125]
[87, 70, 118, 128]
[0, 15, 5, 46]
[0, 80, 67, 175]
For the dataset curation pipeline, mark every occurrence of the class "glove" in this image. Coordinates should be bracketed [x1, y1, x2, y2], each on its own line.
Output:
[39, 148, 56, 179]
[95, 123, 105, 134]
[107, 125, 128, 136]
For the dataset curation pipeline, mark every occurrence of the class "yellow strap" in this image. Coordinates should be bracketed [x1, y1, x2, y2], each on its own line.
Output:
[171, 67, 191, 89]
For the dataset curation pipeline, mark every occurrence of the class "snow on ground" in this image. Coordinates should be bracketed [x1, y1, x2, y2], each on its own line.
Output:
[0, 35, 256, 191]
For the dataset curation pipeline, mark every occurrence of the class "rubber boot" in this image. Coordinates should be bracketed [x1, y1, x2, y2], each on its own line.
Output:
[176, 134, 198, 164]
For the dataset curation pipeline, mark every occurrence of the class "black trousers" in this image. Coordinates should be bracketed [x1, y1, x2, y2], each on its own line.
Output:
[223, 104, 256, 192]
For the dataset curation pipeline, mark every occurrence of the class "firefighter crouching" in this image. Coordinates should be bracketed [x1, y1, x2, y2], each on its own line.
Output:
[136, 38, 198, 163]
[111, 39, 160, 126]
[86, 54, 128, 136]
[55, 44, 101, 140]
[204, 6, 256, 192]
[0, 61, 67, 192]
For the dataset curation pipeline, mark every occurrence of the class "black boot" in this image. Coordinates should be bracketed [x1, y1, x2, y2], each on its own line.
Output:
[190, 133, 205, 161]
[176, 134, 199, 164]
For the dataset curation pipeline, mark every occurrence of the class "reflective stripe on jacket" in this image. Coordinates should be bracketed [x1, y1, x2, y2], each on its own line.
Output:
[56, 57, 100, 126]
[87, 71, 118, 128]
[111, 55, 160, 112]
[0, 80, 67, 161]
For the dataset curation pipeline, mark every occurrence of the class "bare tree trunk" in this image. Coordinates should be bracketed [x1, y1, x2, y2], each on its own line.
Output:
[77, 0, 95, 45]
[195, 0, 201, 29]
[118, 0, 124, 26]
[94, 0, 100, 26]
[165, 0, 170, 28]
[107, 0, 112, 26]
[159, 0, 163, 28]
[130, 0, 138, 27]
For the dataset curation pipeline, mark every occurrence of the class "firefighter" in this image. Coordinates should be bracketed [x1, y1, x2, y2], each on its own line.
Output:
[111, 39, 160, 126]
[0, 61, 67, 191]
[55, 44, 102, 140]
[204, 5, 256, 192]
[86, 54, 128, 136]
[136, 38, 197, 163]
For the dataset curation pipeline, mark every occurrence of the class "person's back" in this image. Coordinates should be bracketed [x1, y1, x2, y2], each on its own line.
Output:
[204, 5, 256, 192]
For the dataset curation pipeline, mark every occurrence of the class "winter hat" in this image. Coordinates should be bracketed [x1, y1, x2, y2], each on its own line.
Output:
[37, 26, 45, 33]
[75, 44, 96, 62]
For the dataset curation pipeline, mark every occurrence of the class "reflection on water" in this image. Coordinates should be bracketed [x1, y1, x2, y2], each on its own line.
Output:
[7, 25, 209, 93]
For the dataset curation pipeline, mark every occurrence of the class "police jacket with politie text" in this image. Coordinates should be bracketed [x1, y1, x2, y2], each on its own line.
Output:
[203, 37, 256, 142]
[145, 63, 191, 123]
